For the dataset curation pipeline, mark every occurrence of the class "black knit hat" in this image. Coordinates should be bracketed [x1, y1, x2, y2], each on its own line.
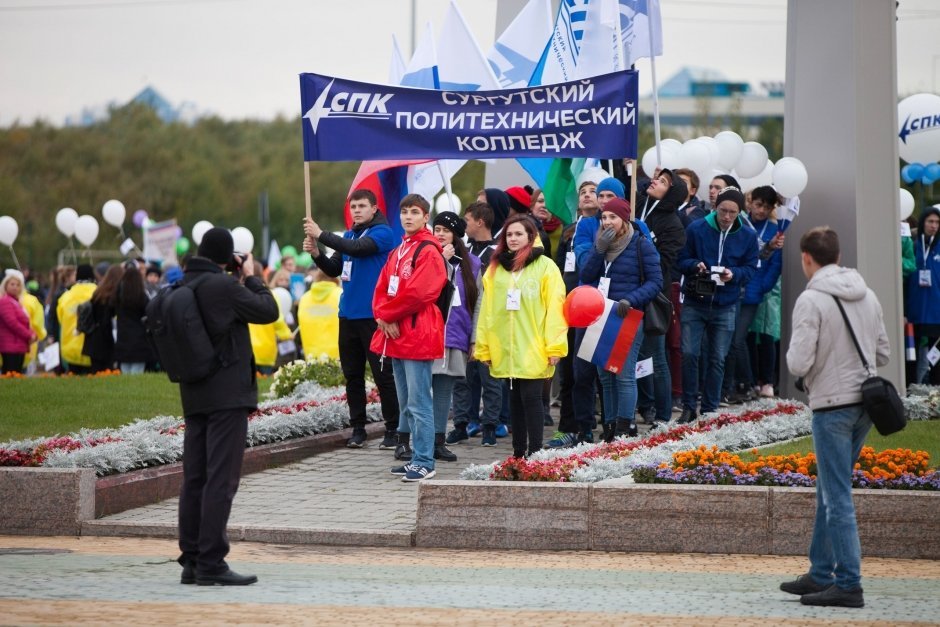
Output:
[715, 187, 746, 214]
[198, 227, 234, 265]
[433, 211, 466, 238]
[76, 264, 95, 282]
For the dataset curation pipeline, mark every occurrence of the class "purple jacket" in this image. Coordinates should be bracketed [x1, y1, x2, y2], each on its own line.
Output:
[444, 253, 481, 352]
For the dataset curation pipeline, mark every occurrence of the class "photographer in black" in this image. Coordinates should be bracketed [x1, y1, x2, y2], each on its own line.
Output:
[176, 228, 279, 586]
[676, 187, 759, 423]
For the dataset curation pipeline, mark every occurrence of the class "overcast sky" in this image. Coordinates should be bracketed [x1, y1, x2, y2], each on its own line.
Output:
[1, 0, 938, 126]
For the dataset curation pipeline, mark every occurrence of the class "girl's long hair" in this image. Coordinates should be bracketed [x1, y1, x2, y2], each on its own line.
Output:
[117, 262, 148, 311]
[490, 214, 537, 273]
[92, 265, 124, 306]
[451, 236, 479, 314]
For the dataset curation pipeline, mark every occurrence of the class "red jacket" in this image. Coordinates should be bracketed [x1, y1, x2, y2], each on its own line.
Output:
[0, 294, 32, 354]
[370, 228, 447, 360]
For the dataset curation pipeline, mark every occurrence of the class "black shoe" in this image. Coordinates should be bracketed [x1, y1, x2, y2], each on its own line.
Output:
[195, 569, 258, 586]
[481, 425, 497, 447]
[601, 422, 616, 443]
[543, 415, 554, 426]
[434, 433, 457, 462]
[800, 584, 864, 608]
[780, 573, 829, 596]
[180, 562, 195, 585]
[676, 408, 697, 424]
[445, 425, 468, 445]
[578, 429, 594, 444]
[627, 423, 638, 438]
[637, 407, 655, 425]
[648, 420, 669, 431]
[394, 433, 412, 461]
[346, 428, 367, 448]
[378, 429, 397, 449]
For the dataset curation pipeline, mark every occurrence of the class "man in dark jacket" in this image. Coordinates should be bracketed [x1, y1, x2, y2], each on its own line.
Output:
[177, 227, 279, 586]
[304, 189, 401, 450]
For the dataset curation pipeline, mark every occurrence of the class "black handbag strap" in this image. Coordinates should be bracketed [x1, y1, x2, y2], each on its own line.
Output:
[831, 295, 872, 374]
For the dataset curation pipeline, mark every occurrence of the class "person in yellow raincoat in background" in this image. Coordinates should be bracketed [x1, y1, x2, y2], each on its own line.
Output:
[297, 268, 341, 360]
[247, 261, 292, 374]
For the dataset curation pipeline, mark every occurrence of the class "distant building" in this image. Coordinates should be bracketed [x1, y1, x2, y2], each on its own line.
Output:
[64, 86, 206, 127]
[639, 66, 784, 138]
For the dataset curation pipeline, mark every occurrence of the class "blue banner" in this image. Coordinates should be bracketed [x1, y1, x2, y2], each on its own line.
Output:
[299, 70, 638, 162]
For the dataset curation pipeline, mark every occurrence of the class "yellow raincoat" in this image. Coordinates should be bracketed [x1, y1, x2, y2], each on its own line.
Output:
[56, 282, 96, 367]
[21, 292, 47, 366]
[249, 290, 293, 368]
[297, 281, 341, 360]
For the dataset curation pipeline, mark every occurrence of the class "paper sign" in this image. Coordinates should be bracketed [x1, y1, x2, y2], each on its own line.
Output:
[38, 342, 60, 371]
[277, 340, 297, 356]
[900, 222, 912, 237]
[928, 346, 940, 367]
[120, 238, 137, 256]
[635, 357, 653, 378]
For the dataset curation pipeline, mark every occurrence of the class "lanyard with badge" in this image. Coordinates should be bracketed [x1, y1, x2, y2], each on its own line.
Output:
[387, 240, 415, 296]
[919, 235, 934, 288]
[598, 261, 613, 297]
[564, 216, 583, 272]
[341, 227, 370, 281]
[755, 220, 769, 268]
[506, 268, 524, 310]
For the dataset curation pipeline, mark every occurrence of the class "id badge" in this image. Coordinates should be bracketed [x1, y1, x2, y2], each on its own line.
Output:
[756, 259, 762, 269]
[919, 269, 932, 287]
[928, 346, 940, 367]
[387, 275, 399, 296]
[597, 276, 611, 298]
[506, 288, 521, 310]
[341, 260, 352, 282]
[564, 251, 576, 272]
[451, 287, 462, 308]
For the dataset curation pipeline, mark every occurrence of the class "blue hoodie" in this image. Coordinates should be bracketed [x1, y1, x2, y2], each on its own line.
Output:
[742, 217, 782, 306]
[678, 212, 759, 308]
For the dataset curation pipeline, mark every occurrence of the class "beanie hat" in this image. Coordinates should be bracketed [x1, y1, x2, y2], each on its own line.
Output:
[505, 186, 532, 214]
[596, 177, 626, 199]
[602, 198, 632, 223]
[76, 264, 95, 282]
[484, 188, 511, 234]
[715, 187, 746, 214]
[95, 261, 111, 278]
[198, 227, 235, 265]
[432, 211, 466, 239]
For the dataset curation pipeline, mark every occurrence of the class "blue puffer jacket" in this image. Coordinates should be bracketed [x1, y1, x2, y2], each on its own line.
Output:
[574, 214, 651, 276]
[580, 229, 662, 309]
[678, 212, 759, 309]
[906, 213, 940, 326]
[742, 218, 782, 306]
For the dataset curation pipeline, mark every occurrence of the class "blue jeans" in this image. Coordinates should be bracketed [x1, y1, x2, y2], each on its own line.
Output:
[636, 332, 672, 422]
[431, 374, 458, 434]
[597, 325, 645, 424]
[451, 360, 503, 426]
[391, 359, 434, 470]
[681, 303, 736, 413]
[808, 405, 871, 590]
[120, 362, 146, 374]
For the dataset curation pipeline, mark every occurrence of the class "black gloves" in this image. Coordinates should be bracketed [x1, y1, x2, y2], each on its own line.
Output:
[616, 299, 631, 318]
[595, 227, 616, 253]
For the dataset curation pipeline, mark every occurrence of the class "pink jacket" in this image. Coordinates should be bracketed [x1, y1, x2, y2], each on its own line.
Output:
[0, 294, 32, 354]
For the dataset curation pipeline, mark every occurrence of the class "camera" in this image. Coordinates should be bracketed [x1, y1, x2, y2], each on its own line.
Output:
[690, 275, 717, 297]
[226, 253, 247, 273]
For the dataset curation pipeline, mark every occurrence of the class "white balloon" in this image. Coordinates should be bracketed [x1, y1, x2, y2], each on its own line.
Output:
[772, 158, 809, 197]
[434, 192, 461, 215]
[679, 140, 711, 173]
[577, 166, 610, 188]
[231, 226, 254, 253]
[0, 216, 18, 246]
[640, 146, 659, 177]
[715, 131, 744, 171]
[661, 138, 682, 153]
[56, 207, 79, 237]
[695, 136, 720, 170]
[192, 220, 214, 245]
[73, 215, 99, 247]
[899, 189, 915, 222]
[739, 160, 774, 192]
[101, 199, 126, 227]
[736, 142, 769, 179]
[897, 93, 940, 165]
[661, 143, 683, 170]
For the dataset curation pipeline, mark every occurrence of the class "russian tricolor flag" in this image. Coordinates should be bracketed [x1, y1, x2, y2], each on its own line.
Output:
[345, 159, 431, 238]
[577, 299, 644, 373]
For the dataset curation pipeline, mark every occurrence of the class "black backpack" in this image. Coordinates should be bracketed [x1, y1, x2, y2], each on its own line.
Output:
[76, 300, 98, 335]
[412, 241, 456, 323]
[145, 275, 222, 383]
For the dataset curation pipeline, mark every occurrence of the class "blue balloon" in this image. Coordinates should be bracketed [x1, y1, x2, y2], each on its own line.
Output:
[921, 174, 934, 185]
[908, 163, 925, 179]
[901, 165, 916, 184]
[926, 163, 940, 181]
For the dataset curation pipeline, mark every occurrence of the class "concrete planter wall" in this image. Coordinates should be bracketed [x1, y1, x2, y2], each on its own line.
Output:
[0, 468, 96, 535]
[417, 480, 940, 559]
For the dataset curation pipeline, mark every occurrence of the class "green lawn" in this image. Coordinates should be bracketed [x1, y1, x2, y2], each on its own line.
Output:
[742, 420, 940, 467]
[0, 373, 274, 442]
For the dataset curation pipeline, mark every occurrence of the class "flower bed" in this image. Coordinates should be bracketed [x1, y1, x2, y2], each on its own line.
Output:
[632, 445, 940, 490]
[0, 380, 380, 476]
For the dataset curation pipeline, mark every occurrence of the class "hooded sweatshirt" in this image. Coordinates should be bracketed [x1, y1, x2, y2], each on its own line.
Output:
[677, 212, 759, 308]
[297, 281, 342, 359]
[786, 265, 890, 410]
[906, 207, 940, 328]
[631, 172, 688, 284]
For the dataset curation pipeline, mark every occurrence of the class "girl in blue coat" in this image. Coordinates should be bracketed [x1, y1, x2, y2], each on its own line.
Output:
[907, 207, 940, 384]
[580, 198, 662, 441]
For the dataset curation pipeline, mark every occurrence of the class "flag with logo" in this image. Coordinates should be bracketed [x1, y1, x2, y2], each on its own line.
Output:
[620, 0, 663, 66]
[577, 299, 644, 373]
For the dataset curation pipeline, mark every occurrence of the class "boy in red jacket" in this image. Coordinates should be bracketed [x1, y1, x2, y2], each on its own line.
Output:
[371, 194, 447, 482]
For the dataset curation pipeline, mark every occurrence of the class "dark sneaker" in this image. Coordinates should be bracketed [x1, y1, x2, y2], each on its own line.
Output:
[390, 464, 411, 476]
[445, 425, 468, 445]
[648, 420, 669, 431]
[378, 430, 397, 449]
[195, 569, 258, 586]
[481, 425, 497, 447]
[627, 423, 639, 438]
[676, 408, 697, 424]
[546, 432, 578, 449]
[800, 584, 864, 608]
[578, 430, 594, 444]
[780, 573, 829, 596]
[402, 466, 436, 482]
[543, 415, 554, 426]
[495, 424, 509, 438]
[180, 562, 195, 585]
[466, 422, 482, 437]
[346, 428, 367, 448]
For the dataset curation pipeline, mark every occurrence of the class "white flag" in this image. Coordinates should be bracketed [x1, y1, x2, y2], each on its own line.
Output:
[488, 0, 553, 89]
[620, 0, 663, 65]
[401, 22, 440, 89]
[388, 34, 407, 85]
[436, 0, 500, 91]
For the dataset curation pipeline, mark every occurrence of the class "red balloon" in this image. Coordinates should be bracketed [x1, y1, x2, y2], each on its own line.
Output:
[563, 285, 605, 328]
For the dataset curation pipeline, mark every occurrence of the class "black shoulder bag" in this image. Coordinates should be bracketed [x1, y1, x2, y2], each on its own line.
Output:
[635, 230, 673, 336]
[832, 296, 906, 436]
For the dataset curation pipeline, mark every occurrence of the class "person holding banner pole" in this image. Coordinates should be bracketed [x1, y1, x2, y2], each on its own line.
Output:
[475, 214, 568, 458]
[579, 198, 663, 441]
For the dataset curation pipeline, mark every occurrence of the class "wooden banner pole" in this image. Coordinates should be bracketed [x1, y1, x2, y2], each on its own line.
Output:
[304, 162, 312, 221]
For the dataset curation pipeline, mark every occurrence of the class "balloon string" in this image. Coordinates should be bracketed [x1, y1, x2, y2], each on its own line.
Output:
[8, 245, 20, 271]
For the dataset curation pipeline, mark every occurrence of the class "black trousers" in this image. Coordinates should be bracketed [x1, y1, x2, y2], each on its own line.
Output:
[338, 318, 399, 430]
[556, 327, 577, 433]
[0, 352, 25, 374]
[508, 378, 545, 456]
[178, 407, 249, 575]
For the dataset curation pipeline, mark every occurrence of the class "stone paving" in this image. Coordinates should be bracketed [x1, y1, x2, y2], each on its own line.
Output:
[1, 536, 939, 625]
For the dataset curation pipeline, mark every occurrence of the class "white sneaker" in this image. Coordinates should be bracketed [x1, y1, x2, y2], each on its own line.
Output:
[760, 384, 775, 398]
